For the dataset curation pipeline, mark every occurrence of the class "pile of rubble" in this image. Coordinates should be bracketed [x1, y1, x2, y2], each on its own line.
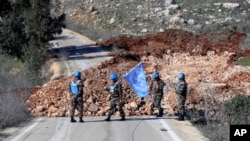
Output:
[26, 29, 250, 118]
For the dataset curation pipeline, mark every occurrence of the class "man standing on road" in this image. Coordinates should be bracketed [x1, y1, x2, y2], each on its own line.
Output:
[105, 73, 125, 121]
[69, 71, 84, 123]
[149, 71, 165, 117]
[175, 72, 188, 121]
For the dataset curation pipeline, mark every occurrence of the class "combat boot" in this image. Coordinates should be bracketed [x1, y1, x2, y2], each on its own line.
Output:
[104, 116, 111, 121]
[156, 108, 163, 117]
[119, 116, 125, 121]
[70, 116, 77, 123]
[177, 114, 184, 121]
[79, 117, 84, 123]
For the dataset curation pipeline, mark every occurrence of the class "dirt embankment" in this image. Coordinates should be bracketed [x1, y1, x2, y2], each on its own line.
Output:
[26, 29, 250, 118]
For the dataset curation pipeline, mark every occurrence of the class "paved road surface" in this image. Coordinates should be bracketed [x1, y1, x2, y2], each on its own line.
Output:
[48, 29, 112, 78]
[2, 116, 208, 141]
[0, 29, 209, 141]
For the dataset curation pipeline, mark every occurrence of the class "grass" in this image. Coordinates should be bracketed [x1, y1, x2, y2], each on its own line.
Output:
[235, 58, 250, 66]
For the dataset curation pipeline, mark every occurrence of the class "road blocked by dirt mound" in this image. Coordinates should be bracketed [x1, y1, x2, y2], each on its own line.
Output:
[26, 29, 250, 118]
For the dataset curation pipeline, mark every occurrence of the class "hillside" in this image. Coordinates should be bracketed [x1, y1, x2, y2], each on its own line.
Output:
[51, 0, 250, 40]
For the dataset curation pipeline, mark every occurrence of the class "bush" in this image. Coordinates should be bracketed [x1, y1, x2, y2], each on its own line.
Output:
[224, 94, 250, 125]
[0, 55, 32, 129]
[0, 92, 30, 129]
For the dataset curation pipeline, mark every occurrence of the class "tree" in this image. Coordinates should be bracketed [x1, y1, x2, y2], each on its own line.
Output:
[0, 0, 65, 83]
[22, 0, 65, 83]
[0, 0, 28, 59]
[0, 0, 12, 16]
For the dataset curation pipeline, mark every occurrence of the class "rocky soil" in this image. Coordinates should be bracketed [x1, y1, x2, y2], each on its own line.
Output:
[52, 0, 250, 40]
[26, 29, 250, 120]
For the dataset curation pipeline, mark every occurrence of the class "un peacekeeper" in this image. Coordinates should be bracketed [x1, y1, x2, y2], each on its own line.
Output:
[69, 71, 84, 123]
[175, 72, 188, 121]
[149, 71, 165, 117]
[104, 73, 125, 121]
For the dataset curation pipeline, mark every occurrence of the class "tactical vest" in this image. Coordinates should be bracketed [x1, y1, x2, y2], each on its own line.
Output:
[176, 81, 187, 95]
[150, 80, 165, 96]
[110, 82, 119, 97]
[70, 79, 82, 95]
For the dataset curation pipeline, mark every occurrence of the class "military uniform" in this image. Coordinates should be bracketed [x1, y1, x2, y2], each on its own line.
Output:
[149, 79, 165, 117]
[105, 81, 125, 121]
[175, 79, 187, 120]
[69, 77, 84, 122]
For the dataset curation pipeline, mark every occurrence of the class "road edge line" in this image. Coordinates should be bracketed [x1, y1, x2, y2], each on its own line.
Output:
[159, 119, 182, 141]
[11, 117, 43, 141]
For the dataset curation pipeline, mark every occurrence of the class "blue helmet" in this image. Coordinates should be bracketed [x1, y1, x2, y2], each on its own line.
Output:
[178, 73, 185, 79]
[152, 71, 159, 79]
[74, 71, 81, 78]
[110, 73, 118, 80]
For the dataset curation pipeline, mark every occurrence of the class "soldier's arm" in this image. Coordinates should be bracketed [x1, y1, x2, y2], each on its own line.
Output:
[176, 83, 184, 95]
[118, 83, 123, 99]
[76, 80, 83, 97]
[149, 81, 153, 93]
[157, 80, 165, 93]
[69, 82, 72, 94]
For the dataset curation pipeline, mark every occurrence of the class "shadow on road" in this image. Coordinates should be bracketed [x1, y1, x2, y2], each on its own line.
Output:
[47, 45, 109, 60]
[68, 55, 110, 60]
[52, 36, 73, 40]
[82, 116, 175, 123]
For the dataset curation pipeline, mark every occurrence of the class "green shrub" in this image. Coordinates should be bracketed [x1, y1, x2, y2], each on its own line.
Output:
[235, 58, 250, 66]
[224, 94, 250, 124]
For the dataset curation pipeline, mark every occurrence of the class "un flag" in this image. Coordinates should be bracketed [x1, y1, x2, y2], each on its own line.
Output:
[123, 63, 149, 98]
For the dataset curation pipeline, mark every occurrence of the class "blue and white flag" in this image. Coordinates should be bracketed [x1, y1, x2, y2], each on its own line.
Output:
[123, 63, 148, 98]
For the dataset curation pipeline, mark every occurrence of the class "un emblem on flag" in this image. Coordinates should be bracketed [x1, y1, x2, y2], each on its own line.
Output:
[124, 63, 148, 98]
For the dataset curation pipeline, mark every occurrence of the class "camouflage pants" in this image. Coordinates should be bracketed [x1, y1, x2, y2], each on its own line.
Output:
[151, 95, 163, 111]
[70, 96, 83, 117]
[177, 95, 186, 115]
[107, 98, 125, 117]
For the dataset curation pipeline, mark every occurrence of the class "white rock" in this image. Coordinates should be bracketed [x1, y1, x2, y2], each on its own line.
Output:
[88, 104, 99, 112]
[109, 17, 115, 24]
[222, 3, 240, 9]
[162, 9, 170, 17]
[168, 4, 179, 10]
[213, 3, 222, 6]
[164, 0, 174, 6]
[155, 7, 162, 13]
[141, 29, 148, 33]
[188, 19, 195, 25]
[137, 5, 143, 9]
[130, 102, 138, 108]
[159, 28, 164, 32]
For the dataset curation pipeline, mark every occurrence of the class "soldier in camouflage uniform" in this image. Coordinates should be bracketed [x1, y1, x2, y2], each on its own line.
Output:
[105, 73, 125, 121]
[175, 73, 188, 121]
[69, 71, 84, 123]
[149, 71, 165, 117]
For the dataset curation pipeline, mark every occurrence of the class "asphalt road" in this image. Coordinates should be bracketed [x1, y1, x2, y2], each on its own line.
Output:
[48, 29, 112, 77]
[2, 116, 204, 141]
[0, 29, 209, 141]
